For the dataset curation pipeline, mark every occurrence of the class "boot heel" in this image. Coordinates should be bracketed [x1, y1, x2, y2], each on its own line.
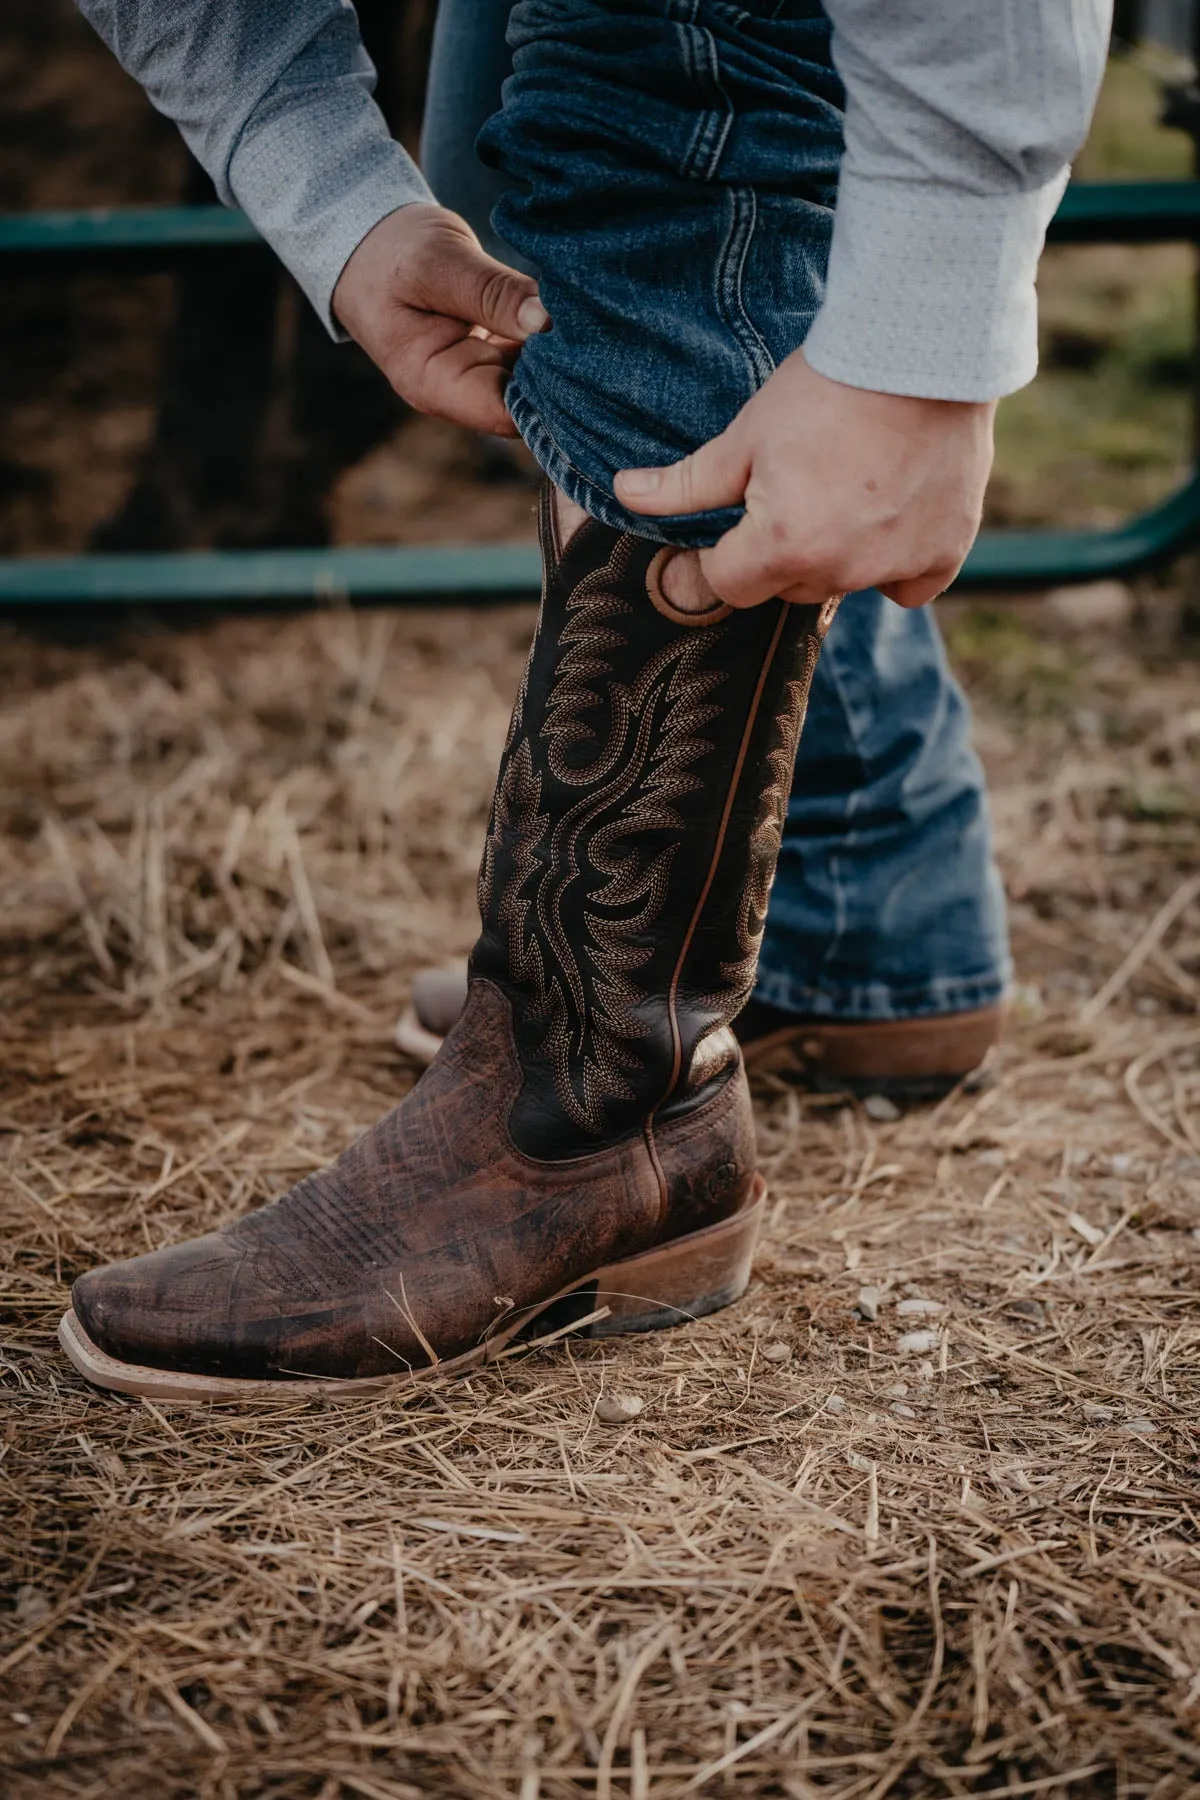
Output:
[584, 1175, 765, 1337]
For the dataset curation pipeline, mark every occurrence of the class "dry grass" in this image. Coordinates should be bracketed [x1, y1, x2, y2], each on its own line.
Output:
[3, 593, 1200, 1799]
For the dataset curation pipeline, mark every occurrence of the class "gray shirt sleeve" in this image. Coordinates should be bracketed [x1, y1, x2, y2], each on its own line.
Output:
[76, 0, 432, 331]
[79, 0, 1111, 397]
[803, 0, 1113, 400]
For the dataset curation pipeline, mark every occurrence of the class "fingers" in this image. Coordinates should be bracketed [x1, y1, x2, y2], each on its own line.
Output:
[878, 566, 960, 608]
[430, 237, 549, 343]
[702, 512, 958, 613]
[614, 426, 749, 517]
[697, 511, 797, 610]
[409, 334, 520, 437]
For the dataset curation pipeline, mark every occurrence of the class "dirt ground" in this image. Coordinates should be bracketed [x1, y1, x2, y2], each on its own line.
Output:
[3, 590, 1200, 1799]
[5, 6, 1200, 1795]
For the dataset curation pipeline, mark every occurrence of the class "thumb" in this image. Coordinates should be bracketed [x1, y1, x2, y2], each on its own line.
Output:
[438, 239, 549, 342]
[614, 425, 750, 517]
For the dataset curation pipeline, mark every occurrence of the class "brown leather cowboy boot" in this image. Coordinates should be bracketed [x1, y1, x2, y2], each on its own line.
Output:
[60, 493, 836, 1399]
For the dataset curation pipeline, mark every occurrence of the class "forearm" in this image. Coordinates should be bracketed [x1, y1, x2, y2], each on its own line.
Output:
[77, 0, 431, 329]
[806, 0, 1113, 400]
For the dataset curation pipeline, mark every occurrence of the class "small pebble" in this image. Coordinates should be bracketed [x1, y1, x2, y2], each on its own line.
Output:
[595, 1391, 645, 1425]
[10, 1713, 32, 1728]
[13, 1585, 50, 1627]
[1122, 1417, 1158, 1436]
[881, 1382, 909, 1399]
[1046, 580, 1133, 632]
[825, 1394, 846, 1414]
[1006, 1298, 1045, 1322]
[855, 1286, 881, 1323]
[896, 1329, 939, 1355]
[897, 1298, 943, 1317]
[1108, 1154, 1135, 1176]
[863, 1093, 901, 1123]
[891, 1402, 917, 1419]
[760, 1341, 793, 1365]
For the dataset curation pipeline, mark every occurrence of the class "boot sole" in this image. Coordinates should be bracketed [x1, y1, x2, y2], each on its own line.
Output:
[57, 1178, 765, 1402]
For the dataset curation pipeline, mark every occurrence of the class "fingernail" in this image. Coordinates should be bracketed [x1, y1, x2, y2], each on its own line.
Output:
[517, 296, 549, 335]
[617, 468, 662, 496]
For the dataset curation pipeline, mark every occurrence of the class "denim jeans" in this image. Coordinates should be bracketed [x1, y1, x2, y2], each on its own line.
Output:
[421, 0, 1011, 1021]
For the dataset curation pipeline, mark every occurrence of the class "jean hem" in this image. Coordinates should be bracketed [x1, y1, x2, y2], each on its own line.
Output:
[506, 380, 731, 548]
[751, 964, 1012, 1022]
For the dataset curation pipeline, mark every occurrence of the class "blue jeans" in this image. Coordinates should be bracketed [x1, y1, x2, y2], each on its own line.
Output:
[421, 0, 1010, 1021]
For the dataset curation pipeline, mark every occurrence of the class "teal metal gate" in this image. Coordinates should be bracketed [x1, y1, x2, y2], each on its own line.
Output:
[2, 181, 1199, 604]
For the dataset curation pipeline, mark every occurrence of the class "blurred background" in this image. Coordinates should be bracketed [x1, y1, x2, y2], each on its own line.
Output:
[0, 0, 538, 563]
[3, 0, 1200, 567]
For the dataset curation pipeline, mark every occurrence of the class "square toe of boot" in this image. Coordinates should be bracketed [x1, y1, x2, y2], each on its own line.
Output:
[70, 1236, 262, 1377]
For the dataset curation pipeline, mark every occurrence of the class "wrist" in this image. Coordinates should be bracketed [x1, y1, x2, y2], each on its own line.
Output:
[794, 350, 995, 429]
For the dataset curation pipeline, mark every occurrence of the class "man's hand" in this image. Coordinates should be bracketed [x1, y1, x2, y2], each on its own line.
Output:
[614, 350, 995, 608]
[333, 204, 548, 438]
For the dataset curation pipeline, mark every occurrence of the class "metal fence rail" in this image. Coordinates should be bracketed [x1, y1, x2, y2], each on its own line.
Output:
[3, 181, 1200, 604]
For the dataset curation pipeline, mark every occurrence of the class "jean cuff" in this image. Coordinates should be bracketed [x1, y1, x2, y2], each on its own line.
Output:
[506, 381, 741, 549]
[751, 962, 1013, 1023]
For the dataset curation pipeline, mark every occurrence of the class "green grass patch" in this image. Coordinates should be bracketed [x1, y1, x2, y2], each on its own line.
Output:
[989, 53, 1197, 530]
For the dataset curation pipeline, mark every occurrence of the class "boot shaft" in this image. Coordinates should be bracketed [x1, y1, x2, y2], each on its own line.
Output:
[472, 491, 835, 1158]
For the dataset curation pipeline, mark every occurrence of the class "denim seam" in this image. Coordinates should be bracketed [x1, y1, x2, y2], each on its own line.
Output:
[669, 0, 706, 179]
[506, 388, 588, 497]
[718, 186, 775, 388]
[690, 20, 736, 180]
[664, 0, 735, 183]
[750, 964, 1011, 1023]
[506, 381, 662, 540]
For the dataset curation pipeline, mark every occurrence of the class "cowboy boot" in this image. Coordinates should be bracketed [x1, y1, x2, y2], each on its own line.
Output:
[60, 493, 837, 1399]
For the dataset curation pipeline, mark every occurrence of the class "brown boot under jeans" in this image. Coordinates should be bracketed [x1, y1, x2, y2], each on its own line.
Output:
[397, 964, 1003, 1099]
[60, 494, 837, 1398]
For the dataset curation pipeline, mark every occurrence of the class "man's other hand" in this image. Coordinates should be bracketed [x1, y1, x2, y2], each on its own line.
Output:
[614, 350, 995, 609]
[332, 204, 548, 438]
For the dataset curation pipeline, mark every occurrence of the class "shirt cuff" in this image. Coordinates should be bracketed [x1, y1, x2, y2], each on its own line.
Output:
[228, 91, 433, 336]
[803, 168, 1069, 402]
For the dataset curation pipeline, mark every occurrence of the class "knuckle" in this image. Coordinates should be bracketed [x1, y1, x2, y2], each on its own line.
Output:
[391, 363, 428, 410]
[669, 458, 695, 504]
[477, 268, 514, 324]
[763, 515, 821, 576]
[384, 359, 414, 403]
[763, 510, 797, 555]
